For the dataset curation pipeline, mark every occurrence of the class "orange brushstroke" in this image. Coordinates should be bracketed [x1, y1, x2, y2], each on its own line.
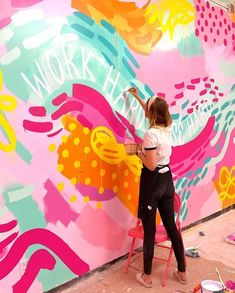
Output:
[71, 0, 162, 55]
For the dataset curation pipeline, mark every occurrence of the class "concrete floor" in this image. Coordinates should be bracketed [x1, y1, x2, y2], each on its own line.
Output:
[55, 210, 235, 293]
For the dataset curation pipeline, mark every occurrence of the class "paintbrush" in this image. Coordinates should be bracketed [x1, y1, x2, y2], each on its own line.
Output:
[215, 267, 227, 291]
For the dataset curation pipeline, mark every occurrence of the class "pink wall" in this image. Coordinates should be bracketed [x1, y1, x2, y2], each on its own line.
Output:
[0, 0, 234, 291]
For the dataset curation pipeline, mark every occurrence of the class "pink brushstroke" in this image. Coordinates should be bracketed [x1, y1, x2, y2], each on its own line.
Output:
[11, 0, 43, 7]
[13, 249, 55, 293]
[0, 220, 17, 232]
[77, 205, 126, 251]
[52, 93, 68, 106]
[77, 114, 93, 129]
[171, 117, 215, 165]
[0, 17, 11, 28]
[43, 179, 79, 226]
[0, 228, 89, 279]
[76, 184, 115, 201]
[187, 85, 195, 90]
[72, 84, 127, 138]
[191, 78, 201, 84]
[51, 101, 83, 120]
[23, 120, 53, 132]
[175, 82, 185, 89]
[29, 106, 46, 117]
[0, 232, 19, 253]
[115, 111, 142, 143]
[47, 128, 63, 137]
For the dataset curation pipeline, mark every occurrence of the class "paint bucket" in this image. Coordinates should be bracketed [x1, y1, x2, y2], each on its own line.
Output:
[201, 280, 224, 293]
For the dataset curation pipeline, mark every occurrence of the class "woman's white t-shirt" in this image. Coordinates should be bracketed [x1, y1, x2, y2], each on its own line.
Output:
[142, 126, 172, 166]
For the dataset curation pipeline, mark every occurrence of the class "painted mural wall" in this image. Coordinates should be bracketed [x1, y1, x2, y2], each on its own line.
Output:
[0, 0, 234, 292]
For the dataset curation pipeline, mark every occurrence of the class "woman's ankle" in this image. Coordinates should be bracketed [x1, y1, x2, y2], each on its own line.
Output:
[143, 273, 152, 283]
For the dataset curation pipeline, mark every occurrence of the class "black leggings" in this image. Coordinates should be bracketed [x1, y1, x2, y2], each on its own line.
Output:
[140, 169, 186, 275]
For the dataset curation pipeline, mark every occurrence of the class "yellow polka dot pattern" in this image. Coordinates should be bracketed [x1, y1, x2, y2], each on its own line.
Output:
[57, 115, 141, 217]
[70, 195, 77, 203]
[96, 202, 102, 209]
[57, 164, 64, 172]
[48, 144, 56, 152]
[57, 182, 64, 192]
[84, 196, 90, 203]
[62, 149, 69, 158]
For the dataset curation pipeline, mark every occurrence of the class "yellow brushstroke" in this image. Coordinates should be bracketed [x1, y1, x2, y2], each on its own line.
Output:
[215, 166, 235, 204]
[146, 0, 195, 39]
[0, 71, 17, 152]
[90, 126, 141, 177]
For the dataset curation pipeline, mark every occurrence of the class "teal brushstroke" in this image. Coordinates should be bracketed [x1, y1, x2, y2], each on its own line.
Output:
[185, 170, 193, 177]
[101, 52, 114, 67]
[187, 178, 194, 187]
[204, 157, 211, 164]
[182, 189, 187, 201]
[182, 207, 188, 221]
[222, 122, 228, 132]
[98, 35, 118, 56]
[122, 57, 136, 78]
[144, 84, 154, 96]
[201, 167, 208, 180]
[216, 113, 222, 122]
[124, 47, 140, 68]
[176, 178, 183, 189]
[221, 101, 230, 111]
[16, 140, 32, 164]
[181, 178, 188, 189]
[214, 123, 219, 132]
[216, 143, 221, 151]
[3, 185, 46, 232]
[177, 34, 203, 57]
[195, 168, 202, 175]
[2, 184, 77, 291]
[225, 111, 232, 121]
[231, 84, 235, 92]
[228, 117, 233, 125]
[181, 115, 187, 121]
[186, 190, 191, 199]
[73, 11, 95, 26]
[172, 113, 179, 120]
[181, 202, 187, 218]
[71, 24, 95, 39]
[101, 19, 115, 33]
[193, 177, 200, 186]
[181, 100, 189, 110]
[212, 108, 219, 116]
